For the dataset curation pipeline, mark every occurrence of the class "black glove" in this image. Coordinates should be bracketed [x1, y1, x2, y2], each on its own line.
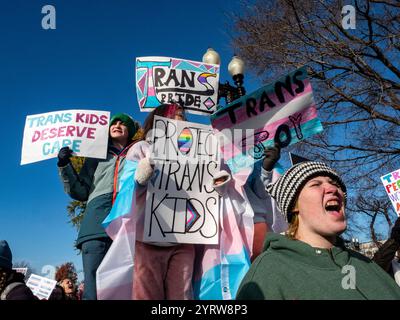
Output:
[391, 217, 400, 243]
[57, 147, 73, 167]
[262, 143, 281, 171]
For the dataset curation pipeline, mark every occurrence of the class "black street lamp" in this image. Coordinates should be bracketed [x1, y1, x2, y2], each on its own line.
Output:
[202, 48, 246, 105]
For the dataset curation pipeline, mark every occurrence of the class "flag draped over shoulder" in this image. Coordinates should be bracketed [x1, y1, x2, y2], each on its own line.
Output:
[96, 156, 286, 300]
[96, 159, 138, 300]
[193, 164, 286, 300]
[193, 176, 254, 300]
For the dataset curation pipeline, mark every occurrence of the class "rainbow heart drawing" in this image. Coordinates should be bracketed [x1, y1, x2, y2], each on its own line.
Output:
[177, 127, 193, 155]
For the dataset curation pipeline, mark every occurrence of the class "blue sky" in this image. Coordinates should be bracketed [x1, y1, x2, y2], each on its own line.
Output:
[0, 0, 267, 279]
[1, 1, 391, 281]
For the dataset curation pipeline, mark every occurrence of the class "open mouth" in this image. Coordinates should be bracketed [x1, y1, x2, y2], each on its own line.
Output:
[324, 200, 342, 213]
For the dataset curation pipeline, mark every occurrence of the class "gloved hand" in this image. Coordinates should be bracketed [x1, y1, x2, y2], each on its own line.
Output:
[262, 143, 281, 171]
[135, 157, 154, 186]
[391, 217, 400, 243]
[57, 147, 73, 167]
[212, 170, 232, 196]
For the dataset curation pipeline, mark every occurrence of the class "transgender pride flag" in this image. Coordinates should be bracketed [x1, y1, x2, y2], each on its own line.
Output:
[193, 179, 253, 300]
[96, 159, 138, 300]
[210, 66, 323, 181]
[193, 164, 286, 300]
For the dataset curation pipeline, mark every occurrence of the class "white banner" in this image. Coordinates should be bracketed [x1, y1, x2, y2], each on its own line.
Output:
[21, 109, 110, 165]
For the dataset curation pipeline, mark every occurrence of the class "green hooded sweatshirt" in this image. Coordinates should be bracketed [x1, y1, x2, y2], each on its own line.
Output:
[236, 233, 400, 300]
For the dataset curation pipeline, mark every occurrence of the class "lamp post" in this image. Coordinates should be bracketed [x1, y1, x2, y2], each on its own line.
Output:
[202, 48, 246, 105]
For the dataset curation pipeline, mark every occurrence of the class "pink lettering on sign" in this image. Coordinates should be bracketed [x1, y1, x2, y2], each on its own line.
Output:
[31, 126, 97, 142]
[75, 113, 108, 125]
[393, 171, 400, 180]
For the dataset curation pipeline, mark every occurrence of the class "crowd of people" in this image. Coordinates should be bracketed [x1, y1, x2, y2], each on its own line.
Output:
[2, 103, 400, 300]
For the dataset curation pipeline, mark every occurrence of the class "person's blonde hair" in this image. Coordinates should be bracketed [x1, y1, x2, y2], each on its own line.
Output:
[286, 214, 299, 239]
[286, 201, 299, 239]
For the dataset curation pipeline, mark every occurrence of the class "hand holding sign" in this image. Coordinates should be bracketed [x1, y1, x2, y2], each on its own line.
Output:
[262, 143, 281, 172]
[135, 157, 154, 186]
[57, 146, 73, 167]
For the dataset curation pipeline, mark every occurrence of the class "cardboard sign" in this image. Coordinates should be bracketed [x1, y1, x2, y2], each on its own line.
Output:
[144, 116, 220, 244]
[381, 168, 400, 216]
[21, 109, 110, 165]
[26, 273, 57, 300]
[210, 66, 323, 175]
[136, 56, 220, 115]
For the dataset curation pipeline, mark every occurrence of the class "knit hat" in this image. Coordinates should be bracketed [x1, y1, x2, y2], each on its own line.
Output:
[110, 113, 139, 140]
[0, 240, 12, 269]
[266, 161, 347, 222]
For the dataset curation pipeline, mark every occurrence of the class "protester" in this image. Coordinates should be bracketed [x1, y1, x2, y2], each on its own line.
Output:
[373, 216, 400, 285]
[54, 263, 79, 300]
[0, 240, 37, 300]
[236, 161, 400, 299]
[126, 103, 194, 300]
[57, 113, 139, 300]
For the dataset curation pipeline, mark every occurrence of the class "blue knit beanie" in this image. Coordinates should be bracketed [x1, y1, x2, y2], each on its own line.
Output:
[0, 240, 12, 269]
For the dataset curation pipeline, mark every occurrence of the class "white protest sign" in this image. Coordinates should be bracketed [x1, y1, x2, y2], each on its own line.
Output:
[21, 109, 110, 165]
[26, 273, 57, 300]
[136, 56, 220, 115]
[144, 116, 220, 244]
[13, 268, 28, 276]
[381, 168, 400, 216]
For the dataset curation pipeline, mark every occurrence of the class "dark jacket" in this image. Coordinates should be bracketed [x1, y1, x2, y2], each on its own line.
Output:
[58, 143, 135, 248]
[236, 233, 400, 300]
[373, 238, 400, 277]
[373, 217, 400, 277]
[0, 270, 37, 300]
[49, 285, 79, 300]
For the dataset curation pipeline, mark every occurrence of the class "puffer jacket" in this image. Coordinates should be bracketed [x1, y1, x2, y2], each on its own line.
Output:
[58, 142, 135, 248]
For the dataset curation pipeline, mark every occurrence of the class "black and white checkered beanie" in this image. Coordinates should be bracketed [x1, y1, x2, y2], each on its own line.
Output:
[266, 161, 347, 222]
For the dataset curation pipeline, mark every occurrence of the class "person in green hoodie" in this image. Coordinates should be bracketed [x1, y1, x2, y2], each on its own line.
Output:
[236, 161, 400, 300]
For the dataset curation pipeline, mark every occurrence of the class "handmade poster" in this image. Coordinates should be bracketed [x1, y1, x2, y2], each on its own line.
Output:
[12, 267, 28, 276]
[381, 168, 400, 216]
[26, 273, 57, 300]
[21, 109, 110, 165]
[210, 66, 323, 176]
[144, 116, 220, 244]
[136, 56, 220, 115]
